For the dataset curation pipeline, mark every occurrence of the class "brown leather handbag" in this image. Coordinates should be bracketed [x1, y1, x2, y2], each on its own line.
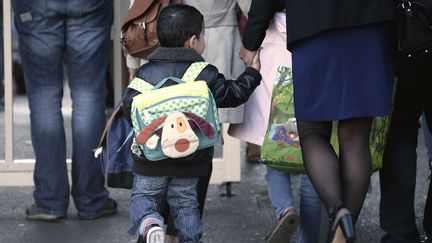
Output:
[121, 0, 180, 59]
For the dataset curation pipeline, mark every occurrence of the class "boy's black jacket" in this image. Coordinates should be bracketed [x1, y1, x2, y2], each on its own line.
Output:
[122, 47, 262, 177]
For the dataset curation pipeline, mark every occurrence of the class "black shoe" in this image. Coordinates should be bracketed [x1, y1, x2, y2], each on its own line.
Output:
[78, 198, 118, 220]
[25, 204, 67, 222]
[328, 208, 356, 243]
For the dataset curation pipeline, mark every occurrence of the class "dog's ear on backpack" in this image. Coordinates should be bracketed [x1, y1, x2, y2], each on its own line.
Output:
[184, 112, 215, 138]
[136, 116, 167, 145]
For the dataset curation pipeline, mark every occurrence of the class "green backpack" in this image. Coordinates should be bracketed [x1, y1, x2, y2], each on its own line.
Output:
[127, 62, 220, 161]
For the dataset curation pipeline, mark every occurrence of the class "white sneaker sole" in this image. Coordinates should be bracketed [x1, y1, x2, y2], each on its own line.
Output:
[147, 226, 165, 243]
[267, 211, 300, 243]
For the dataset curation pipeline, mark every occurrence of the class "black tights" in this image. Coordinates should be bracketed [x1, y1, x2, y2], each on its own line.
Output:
[297, 118, 373, 222]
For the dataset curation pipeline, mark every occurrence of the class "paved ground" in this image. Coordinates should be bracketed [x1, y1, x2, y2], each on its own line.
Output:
[1, 93, 431, 243]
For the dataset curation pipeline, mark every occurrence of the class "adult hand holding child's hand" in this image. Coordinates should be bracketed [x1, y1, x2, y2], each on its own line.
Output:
[249, 48, 261, 71]
[240, 46, 261, 71]
[239, 46, 256, 66]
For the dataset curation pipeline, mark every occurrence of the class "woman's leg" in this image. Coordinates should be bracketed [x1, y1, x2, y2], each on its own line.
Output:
[337, 117, 373, 219]
[297, 121, 342, 219]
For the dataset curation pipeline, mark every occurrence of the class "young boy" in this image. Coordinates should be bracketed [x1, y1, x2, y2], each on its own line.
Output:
[123, 4, 261, 243]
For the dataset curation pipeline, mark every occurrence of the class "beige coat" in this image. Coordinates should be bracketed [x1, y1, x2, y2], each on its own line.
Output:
[184, 0, 251, 123]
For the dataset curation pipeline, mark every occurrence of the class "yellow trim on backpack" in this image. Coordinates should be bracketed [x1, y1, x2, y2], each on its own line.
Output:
[128, 77, 154, 93]
[132, 81, 209, 110]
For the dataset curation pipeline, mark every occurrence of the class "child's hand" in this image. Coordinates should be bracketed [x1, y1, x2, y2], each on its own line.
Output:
[248, 48, 261, 71]
[240, 46, 256, 66]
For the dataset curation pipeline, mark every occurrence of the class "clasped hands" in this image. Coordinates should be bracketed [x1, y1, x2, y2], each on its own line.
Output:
[239, 46, 261, 71]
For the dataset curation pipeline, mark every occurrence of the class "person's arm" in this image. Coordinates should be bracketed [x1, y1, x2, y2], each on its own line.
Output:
[240, 0, 278, 65]
[242, 0, 278, 51]
[202, 61, 262, 108]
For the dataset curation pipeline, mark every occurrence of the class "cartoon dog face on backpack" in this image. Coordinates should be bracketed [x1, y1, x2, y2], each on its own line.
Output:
[136, 112, 215, 158]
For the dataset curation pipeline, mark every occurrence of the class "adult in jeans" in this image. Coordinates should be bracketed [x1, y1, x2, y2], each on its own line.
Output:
[380, 53, 432, 242]
[13, 0, 117, 221]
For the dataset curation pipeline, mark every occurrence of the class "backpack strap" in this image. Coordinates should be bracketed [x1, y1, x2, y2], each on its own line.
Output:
[128, 62, 208, 92]
[181, 62, 209, 82]
[127, 77, 154, 93]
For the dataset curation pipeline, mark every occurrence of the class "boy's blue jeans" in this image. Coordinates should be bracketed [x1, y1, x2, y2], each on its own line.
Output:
[130, 174, 203, 243]
[12, 0, 113, 217]
[266, 168, 322, 243]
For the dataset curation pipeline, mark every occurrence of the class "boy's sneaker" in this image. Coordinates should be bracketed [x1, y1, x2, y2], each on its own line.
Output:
[265, 208, 299, 243]
[25, 204, 66, 222]
[146, 225, 165, 243]
[78, 198, 118, 220]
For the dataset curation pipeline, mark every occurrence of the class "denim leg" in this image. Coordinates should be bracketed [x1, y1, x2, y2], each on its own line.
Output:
[380, 135, 420, 243]
[296, 174, 322, 243]
[425, 178, 432, 240]
[13, 0, 113, 216]
[265, 167, 295, 219]
[129, 175, 167, 235]
[167, 177, 202, 243]
[379, 57, 427, 242]
[65, 0, 113, 216]
[13, 0, 69, 216]
[421, 114, 432, 162]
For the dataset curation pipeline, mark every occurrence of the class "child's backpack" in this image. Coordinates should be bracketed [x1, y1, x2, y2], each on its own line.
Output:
[121, 0, 180, 59]
[127, 62, 220, 161]
[94, 104, 134, 189]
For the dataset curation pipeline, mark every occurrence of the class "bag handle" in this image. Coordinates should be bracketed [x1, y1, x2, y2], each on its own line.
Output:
[153, 77, 185, 89]
[153, 61, 210, 88]
[127, 61, 209, 92]
[93, 104, 124, 157]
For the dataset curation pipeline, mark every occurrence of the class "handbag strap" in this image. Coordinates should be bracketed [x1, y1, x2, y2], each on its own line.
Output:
[94, 104, 124, 157]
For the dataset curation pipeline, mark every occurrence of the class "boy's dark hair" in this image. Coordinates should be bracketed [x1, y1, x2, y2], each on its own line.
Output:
[157, 4, 204, 47]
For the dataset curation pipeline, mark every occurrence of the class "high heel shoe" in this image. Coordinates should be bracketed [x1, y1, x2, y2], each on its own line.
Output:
[328, 208, 356, 243]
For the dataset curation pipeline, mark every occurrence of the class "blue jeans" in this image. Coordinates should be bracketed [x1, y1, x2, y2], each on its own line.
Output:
[130, 175, 203, 243]
[380, 54, 432, 243]
[422, 114, 432, 162]
[13, 0, 113, 217]
[265, 167, 322, 243]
